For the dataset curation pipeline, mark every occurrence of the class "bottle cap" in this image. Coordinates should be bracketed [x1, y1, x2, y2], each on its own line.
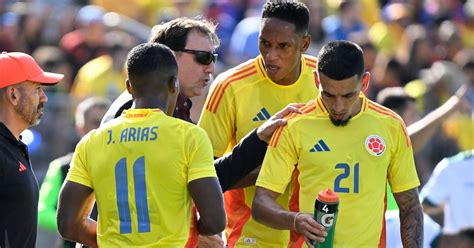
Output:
[318, 188, 339, 203]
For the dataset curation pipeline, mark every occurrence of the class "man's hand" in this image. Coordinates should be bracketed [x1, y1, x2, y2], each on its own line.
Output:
[257, 103, 304, 143]
[294, 213, 327, 248]
[198, 234, 225, 248]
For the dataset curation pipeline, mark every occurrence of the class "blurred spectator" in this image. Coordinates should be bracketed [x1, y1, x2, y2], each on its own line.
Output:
[369, 2, 413, 55]
[421, 150, 474, 233]
[12, 2, 47, 53]
[437, 20, 464, 61]
[228, 15, 260, 66]
[37, 97, 110, 248]
[159, 0, 205, 23]
[438, 227, 474, 248]
[377, 84, 468, 184]
[396, 24, 435, 83]
[71, 30, 138, 101]
[458, 0, 474, 48]
[370, 53, 404, 99]
[60, 5, 108, 86]
[32, 46, 73, 93]
[322, 0, 367, 41]
[91, 0, 165, 26]
[305, 0, 329, 54]
[206, 0, 249, 65]
[0, 11, 17, 51]
[385, 209, 441, 248]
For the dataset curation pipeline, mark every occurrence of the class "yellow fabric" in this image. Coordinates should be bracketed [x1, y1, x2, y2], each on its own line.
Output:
[67, 109, 216, 247]
[443, 113, 474, 150]
[91, 0, 167, 26]
[198, 55, 318, 247]
[71, 55, 126, 100]
[257, 95, 420, 247]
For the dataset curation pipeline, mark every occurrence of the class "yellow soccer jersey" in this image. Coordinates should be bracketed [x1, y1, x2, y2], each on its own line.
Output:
[67, 109, 217, 247]
[198, 55, 318, 247]
[257, 95, 420, 248]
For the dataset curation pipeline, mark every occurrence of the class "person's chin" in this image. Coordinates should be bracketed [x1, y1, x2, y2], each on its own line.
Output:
[329, 116, 350, 127]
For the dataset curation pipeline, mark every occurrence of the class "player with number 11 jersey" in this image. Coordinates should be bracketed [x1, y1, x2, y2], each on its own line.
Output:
[67, 108, 217, 247]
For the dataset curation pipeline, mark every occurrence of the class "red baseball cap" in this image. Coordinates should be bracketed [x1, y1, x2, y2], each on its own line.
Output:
[0, 51, 64, 89]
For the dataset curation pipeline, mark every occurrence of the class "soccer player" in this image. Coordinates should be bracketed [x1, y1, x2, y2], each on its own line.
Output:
[100, 16, 302, 247]
[252, 40, 423, 247]
[57, 43, 226, 247]
[197, 1, 317, 246]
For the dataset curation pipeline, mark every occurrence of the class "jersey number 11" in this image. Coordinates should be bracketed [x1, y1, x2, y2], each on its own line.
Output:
[115, 156, 151, 234]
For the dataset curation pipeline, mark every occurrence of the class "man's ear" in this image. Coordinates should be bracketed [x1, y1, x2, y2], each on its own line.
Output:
[6, 86, 20, 105]
[301, 34, 311, 53]
[313, 70, 320, 89]
[125, 79, 132, 94]
[168, 76, 179, 94]
[361, 72, 371, 94]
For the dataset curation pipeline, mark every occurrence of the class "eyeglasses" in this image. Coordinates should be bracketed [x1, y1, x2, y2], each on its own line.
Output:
[174, 48, 218, 65]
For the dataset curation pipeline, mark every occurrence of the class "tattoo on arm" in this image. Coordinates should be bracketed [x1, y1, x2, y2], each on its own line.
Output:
[395, 188, 423, 248]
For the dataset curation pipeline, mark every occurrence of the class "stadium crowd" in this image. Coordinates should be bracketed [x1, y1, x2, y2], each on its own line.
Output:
[0, 0, 473, 247]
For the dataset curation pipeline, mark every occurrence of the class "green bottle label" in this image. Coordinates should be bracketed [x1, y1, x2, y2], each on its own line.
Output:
[313, 200, 338, 248]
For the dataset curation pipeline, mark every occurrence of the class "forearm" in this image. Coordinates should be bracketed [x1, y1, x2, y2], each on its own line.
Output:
[395, 189, 424, 247]
[189, 178, 226, 235]
[214, 129, 267, 191]
[65, 218, 97, 247]
[252, 188, 296, 230]
[408, 93, 460, 153]
[57, 181, 98, 247]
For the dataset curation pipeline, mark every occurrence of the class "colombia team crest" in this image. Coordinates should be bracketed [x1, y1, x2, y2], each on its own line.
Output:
[365, 135, 386, 156]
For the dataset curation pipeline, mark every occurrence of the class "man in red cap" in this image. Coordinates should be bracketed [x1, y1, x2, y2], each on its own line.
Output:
[0, 51, 63, 248]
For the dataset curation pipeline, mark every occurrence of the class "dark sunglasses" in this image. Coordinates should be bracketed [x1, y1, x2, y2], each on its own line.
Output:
[175, 48, 218, 65]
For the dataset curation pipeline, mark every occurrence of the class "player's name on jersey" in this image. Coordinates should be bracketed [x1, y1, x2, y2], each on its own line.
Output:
[107, 126, 158, 144]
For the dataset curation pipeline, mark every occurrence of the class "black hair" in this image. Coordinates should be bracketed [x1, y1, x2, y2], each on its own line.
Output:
[376, 87, 416, 116]
[150, 17, 219, 51]
[262, 0, 310, 35]
[126, 43, 178, 97]
[317, 40, 365, 80]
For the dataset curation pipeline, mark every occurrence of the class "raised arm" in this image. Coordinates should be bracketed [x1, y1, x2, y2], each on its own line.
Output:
[214, 104, 304, 191]
[252, 187, 327, 247]
[188, 177, 226, 235]
[408, 84, 468, 153]
[394, 188, 424, 248]
[57, 181, 97, 248]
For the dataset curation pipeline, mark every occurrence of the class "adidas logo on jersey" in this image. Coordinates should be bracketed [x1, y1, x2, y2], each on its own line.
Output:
[310, 139, 331, 152]
[252, 107, 271, 121]
[18, 162, 27, 172]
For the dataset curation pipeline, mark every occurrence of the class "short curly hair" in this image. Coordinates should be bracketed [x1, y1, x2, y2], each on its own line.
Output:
[262, 0, 310, 35]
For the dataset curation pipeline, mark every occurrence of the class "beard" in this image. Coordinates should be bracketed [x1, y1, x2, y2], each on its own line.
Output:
[330, 115, 351, 126]
[15, 99, 43, 127]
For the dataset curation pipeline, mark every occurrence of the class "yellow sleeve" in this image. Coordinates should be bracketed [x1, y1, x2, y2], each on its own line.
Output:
[256, 126, 298, 194]
[198, 73, 236, 157]
[66, 133, 93, 188]
[388, 122, 420, 193]
[186, 126, 217, 183]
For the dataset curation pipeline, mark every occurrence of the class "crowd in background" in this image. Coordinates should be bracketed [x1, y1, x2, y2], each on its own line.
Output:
[0, 0, 473, 246]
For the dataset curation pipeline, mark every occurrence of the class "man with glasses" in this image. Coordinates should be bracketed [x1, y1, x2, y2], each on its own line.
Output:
[102, 17, 299, 247]
[198, 1, 317, 247]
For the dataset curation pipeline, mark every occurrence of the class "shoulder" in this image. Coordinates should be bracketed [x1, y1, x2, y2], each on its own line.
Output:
[365, 99, 405, 126]
[286, 99, 320, 127]
[302, 54, 318, 68]
[269, 100, 319, 147]
[213, 57, 261, 89]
